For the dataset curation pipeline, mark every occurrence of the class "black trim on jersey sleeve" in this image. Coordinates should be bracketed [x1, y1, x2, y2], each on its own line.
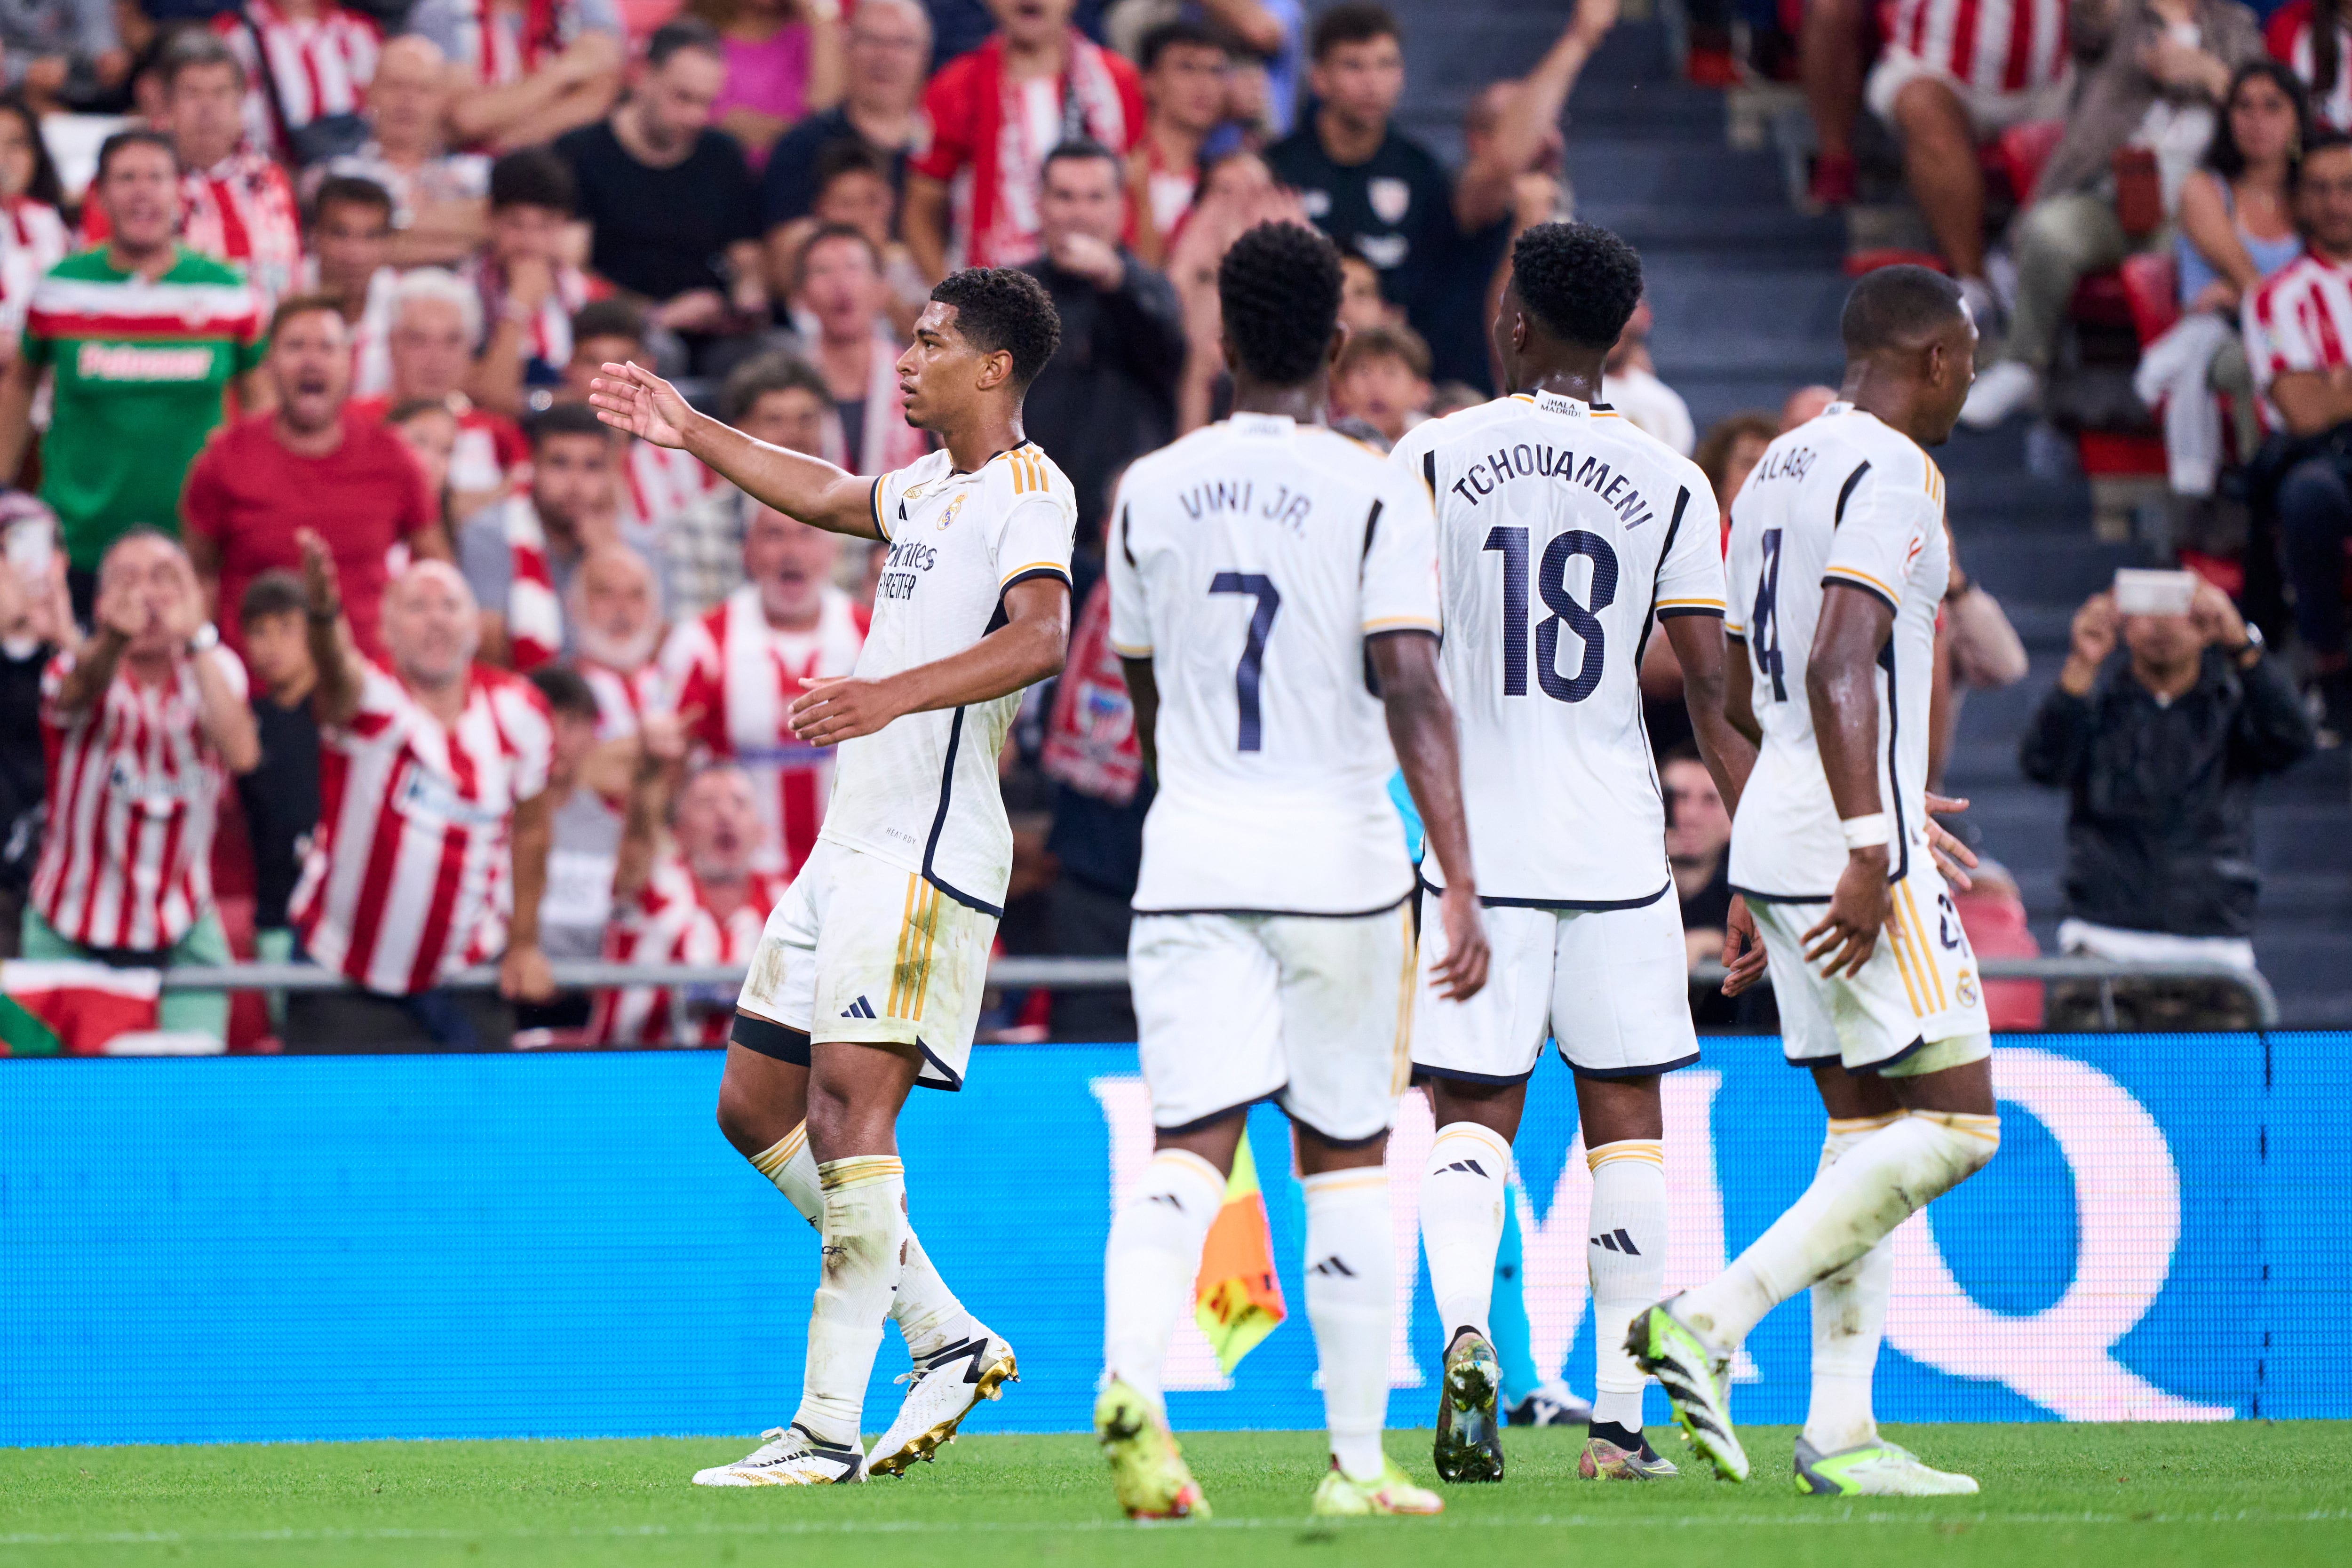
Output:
[1879, 638, 1910, 883]
[1119, 502, 1136, 567]
[1820, 573, 1900, 617]
[869, 478, 890, 541]
[1422, 449, 1437, 502]
[1632, 485, 1692, 674]
[1656, 605, 1726, 620]
[1570, 1050, 1702, 1081]
[918, 706, 1007, 919]
[1832, 460, 1871, 528]
[1000, 565, 1073, 594]
[1130, 889, 1415, 921]
[1361, 497, 1384, 562]
[733, 1012, 811, 1063]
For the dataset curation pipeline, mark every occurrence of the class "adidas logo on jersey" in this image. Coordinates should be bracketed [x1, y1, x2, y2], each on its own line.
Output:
[1308, 1255, 1357, 1278]
[840, 996, 878, 1019]
[1590, 1228, 1643, 1255]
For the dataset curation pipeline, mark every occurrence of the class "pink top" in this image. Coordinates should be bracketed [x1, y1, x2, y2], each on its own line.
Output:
[712, 22, 812, 167]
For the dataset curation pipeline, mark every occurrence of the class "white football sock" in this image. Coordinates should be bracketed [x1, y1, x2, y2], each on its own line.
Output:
[1101, 1148, 1225, 1408]
[1804, 1115, 1898, 1453]
[751, 1123, 975, 1360]
[1419, 1121, 1513, 1349]
[793, 1155, 907, 1448]
[1586, 1139, 1667, 1434]
[1677, 1109, 1999, 1353]
[1303, 1167, 1394, 1482]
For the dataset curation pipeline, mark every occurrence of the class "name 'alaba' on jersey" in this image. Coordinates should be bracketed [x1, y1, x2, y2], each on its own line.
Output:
[1390, 390, 1726, 905]
[1108, 411, 1441, 915]
[1723, 402, 1948, 899]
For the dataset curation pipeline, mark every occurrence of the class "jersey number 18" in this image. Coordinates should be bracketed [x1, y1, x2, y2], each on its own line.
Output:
[1482, 525, 1619, 702]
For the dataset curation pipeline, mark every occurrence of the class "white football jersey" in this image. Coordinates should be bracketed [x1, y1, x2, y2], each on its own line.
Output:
[1723, 402, 1950, 899]
[1391, 390, 1725, 905]
[1110, 412, 1441, 914]
[817, 441, 1077, 914]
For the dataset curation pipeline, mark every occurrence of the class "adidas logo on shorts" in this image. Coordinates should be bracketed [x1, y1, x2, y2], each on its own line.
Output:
[840, 996, 879, 1019]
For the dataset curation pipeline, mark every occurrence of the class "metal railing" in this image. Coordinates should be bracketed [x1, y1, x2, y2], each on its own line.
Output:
[152, 953, 2279, 1027]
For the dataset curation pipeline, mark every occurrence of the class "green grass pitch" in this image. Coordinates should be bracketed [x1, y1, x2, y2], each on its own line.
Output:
[2, 1424, 2346, 1568]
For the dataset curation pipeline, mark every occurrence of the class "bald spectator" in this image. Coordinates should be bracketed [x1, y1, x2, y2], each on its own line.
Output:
[458, 403, 625, 670]
[1780, 382, 1838, 429]
[290, 537, 556, 1051]
[183, 294, 446, 661]
[569, 544, 668, 740]
[759, 0, 930, 236]
[412, 0, 625, 152]
[658, 501, 865, 877]
[313, 34, 491, 268]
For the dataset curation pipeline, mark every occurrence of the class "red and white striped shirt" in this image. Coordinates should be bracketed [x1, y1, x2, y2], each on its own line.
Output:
[34, 646, 249, 953]
[658, 583, 867, 877]
[623, 439, 722, 534]
[429, 0, 613, 88]
[1884, 0, 2070, 97]
[2267, 2, 2352, 130]
[2245, 249, 2352, 428]
[218, 0, 382, 157]
[594, 857, 784, 1045]
[294, 661, 554, 994]
[580, 658, 667, 740]
[459, 252, 600, 375]
[0, 198, 70, 344]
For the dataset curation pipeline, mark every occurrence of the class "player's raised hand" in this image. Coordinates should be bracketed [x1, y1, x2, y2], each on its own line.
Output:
[1430, 884, 1491, 1002]
[1719, 893, 1769, 995]
[1804, 851, 1892, 979]
[790, 674, 907, 747]
[588, 361, 694, 450]
[1924, 790, 1977, 891]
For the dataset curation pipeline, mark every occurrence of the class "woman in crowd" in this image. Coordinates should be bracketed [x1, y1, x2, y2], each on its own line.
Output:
[695, 0, 843, 166]
[2134, 61, 2309, 511]
[1964, 0, 2266, 429]
[0, 94, 68, 369]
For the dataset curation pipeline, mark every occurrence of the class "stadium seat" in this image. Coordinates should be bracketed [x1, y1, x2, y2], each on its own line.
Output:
[1995, 119, 2067, 207]
[2119, 251, 2183, 346]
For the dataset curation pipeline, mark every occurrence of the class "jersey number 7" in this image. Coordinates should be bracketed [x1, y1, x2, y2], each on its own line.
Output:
[1482, 525, 1618, 702]
[1209, 571, 1281, 751]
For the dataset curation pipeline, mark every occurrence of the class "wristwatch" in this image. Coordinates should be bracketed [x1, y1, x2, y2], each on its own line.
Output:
[2225, 621, 2264, 665]
[186, 621, 219, 656]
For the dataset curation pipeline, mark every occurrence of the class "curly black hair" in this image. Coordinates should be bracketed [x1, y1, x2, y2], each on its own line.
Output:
[1839, 263, 1966, 354]
[1218, 221, 1344, 387]
[1510, 222, 1645, 351]
[931, 267, 1063, 389]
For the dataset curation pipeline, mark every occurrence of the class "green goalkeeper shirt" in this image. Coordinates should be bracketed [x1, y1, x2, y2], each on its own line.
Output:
[21, 247, 268, 570]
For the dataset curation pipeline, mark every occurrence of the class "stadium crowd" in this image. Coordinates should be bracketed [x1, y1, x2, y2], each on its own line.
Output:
[0, 0, 2329, 1051]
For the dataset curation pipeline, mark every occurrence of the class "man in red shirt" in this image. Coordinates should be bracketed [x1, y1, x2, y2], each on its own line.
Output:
[184, 294, 449, 660]
[901, 0, 1144, 278]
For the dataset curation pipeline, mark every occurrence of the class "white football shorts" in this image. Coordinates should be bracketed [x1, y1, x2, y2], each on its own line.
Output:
[1411, 890, 1700, 1084]
[1749, 859, 1992, 1075]
[735, 839, 997, 1090]
[1128, 901, 1416, 1145]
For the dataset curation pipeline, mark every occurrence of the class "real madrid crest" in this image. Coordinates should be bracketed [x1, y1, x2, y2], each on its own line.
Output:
[1955, 971, 1979, 1010]
[937, 493, 966, 531]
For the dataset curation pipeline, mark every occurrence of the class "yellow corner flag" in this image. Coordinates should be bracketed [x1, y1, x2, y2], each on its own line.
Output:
[1192, 1130, 1287, 1374]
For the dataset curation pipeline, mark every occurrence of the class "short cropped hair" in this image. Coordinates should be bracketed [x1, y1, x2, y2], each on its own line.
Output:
[646, 16, 723, 69]
[95, 127, 177, 183]
[1510, 222, 1644, 351]
[158, 27, 244, 92]
[489, 146, 575, 215]
[930, 267, 1062, 388]
[269, 292, 346, 338]
[1336, 320, 1431, 380]
[239, 569, 309, 626]
[1139, 18, 1221, 73]
[310, 174, 393, 229]
[800, 220, 883, 278]
[814, 137, 893, 195]
[2294, 129, 2352, 191]
[1311, 2, 1399, 60]
[526, 400, 612, 448]
[1042, 138, 1122, 182]
[1219, 221, 1344, 386]
[528, 663, 599, 722]
[723, 351, 831, 422]
[1839, 263, 1968, 355]
[572, 296, 648, 348]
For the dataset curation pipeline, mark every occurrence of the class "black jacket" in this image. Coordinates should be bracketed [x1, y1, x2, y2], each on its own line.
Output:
[2018, 648, 2314, 936]
[1017, 251, 1185, 538]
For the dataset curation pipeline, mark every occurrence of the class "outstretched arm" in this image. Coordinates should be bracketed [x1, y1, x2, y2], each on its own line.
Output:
[588, 361, 881, 539]
[788, 576, 1071, 746]
[1370, 630, 1489, 1002]
[298, 529, 369, 728]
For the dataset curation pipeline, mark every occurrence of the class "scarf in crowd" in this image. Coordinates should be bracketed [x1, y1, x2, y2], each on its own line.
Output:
[973, 30, 1132, 266]
[819, 329, 930, 476]
[501, 494, 564, 672]
[1040, 577, 1140, 805]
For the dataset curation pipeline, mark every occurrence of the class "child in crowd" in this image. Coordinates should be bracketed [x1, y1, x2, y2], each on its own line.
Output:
[1331, 321, 1433, 446]
[235, 572, 322, 1033]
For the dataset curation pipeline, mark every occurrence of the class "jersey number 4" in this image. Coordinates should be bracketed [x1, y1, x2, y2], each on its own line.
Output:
[1751, 527, 1788, 702]
[1209, 571, 1280, 751]
[1482, 526, 1618, 702]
